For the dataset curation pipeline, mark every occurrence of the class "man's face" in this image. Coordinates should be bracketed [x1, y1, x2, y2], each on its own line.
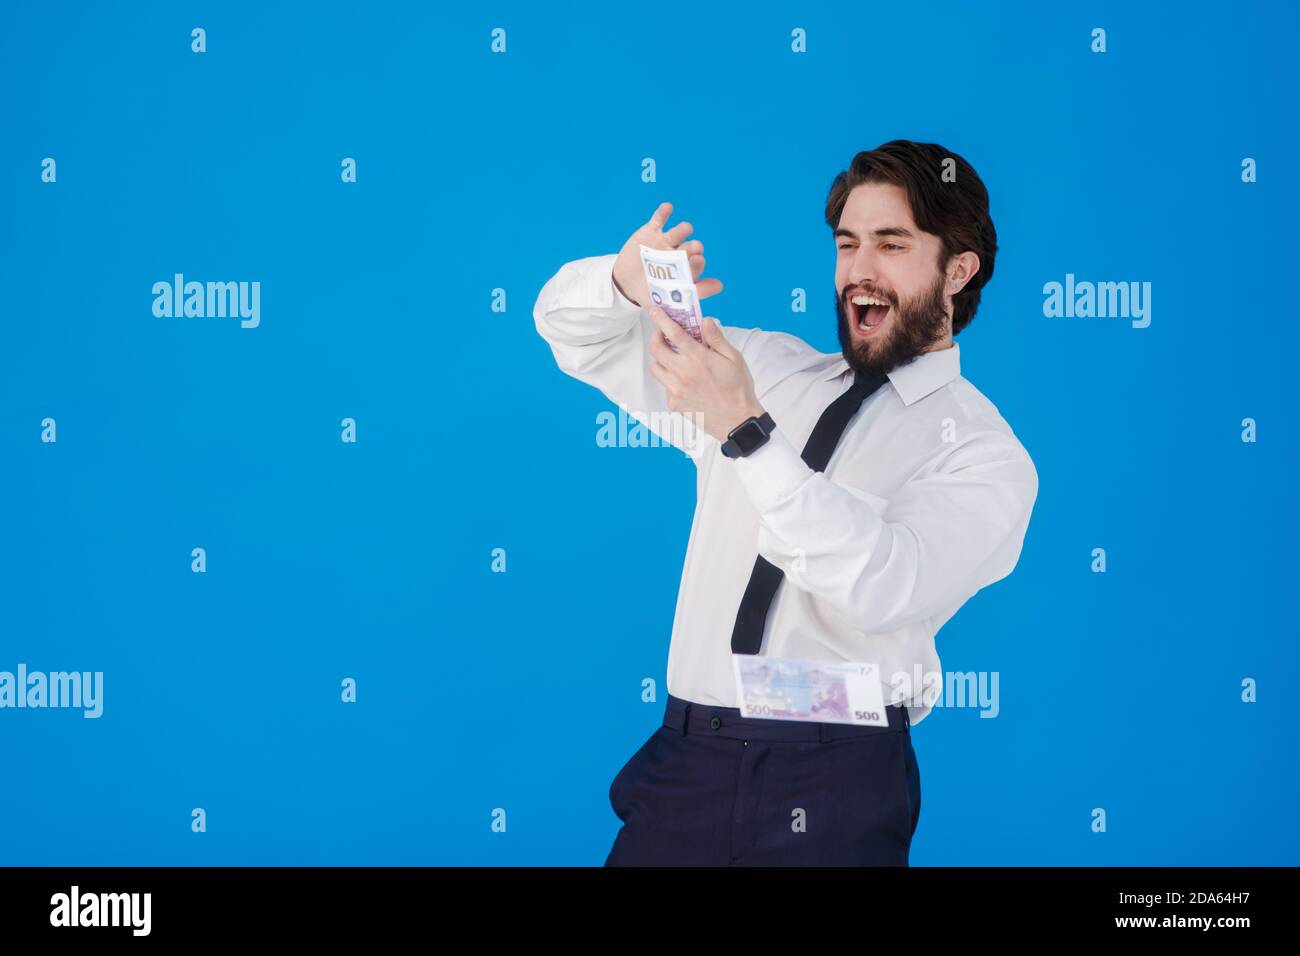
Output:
[834, 182, 952, 378]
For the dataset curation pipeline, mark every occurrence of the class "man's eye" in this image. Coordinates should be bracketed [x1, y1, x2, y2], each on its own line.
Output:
[882, 243, 903, 251]
[838, 244, 854, 251]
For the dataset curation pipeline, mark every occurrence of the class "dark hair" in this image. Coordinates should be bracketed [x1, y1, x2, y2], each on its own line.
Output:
[824, 140, 997, 335]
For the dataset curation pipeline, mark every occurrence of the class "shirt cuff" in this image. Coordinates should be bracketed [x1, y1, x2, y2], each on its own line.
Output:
[547, 253, 644, 319]
[730, 424, 814, 514]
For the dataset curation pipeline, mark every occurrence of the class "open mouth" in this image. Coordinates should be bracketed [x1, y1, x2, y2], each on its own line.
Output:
[848, 291, 891, 336]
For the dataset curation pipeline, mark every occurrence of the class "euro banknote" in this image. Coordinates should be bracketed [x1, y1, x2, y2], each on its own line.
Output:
[732, 654, 890, 726]
[639, 243, 705, 343]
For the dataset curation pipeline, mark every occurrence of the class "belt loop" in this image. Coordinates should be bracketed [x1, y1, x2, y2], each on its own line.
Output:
[817, 721, 829, 743]
[681, 702, 692, 736]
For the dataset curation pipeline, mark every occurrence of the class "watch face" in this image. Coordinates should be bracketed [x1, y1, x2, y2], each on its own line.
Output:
[731, 419, 767, 455]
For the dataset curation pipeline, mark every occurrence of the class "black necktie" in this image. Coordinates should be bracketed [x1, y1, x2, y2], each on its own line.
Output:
[730, 367, 888, 655]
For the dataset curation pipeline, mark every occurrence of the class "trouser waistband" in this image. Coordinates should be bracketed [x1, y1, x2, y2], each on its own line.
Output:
[663, 692, 909, 742]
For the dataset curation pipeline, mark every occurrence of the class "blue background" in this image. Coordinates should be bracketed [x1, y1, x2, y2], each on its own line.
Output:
[2, 0, 1296, 865]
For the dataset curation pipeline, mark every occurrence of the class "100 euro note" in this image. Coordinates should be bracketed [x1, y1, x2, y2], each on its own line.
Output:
[732, 655, 890, 726]
[639, 244, 705, 342]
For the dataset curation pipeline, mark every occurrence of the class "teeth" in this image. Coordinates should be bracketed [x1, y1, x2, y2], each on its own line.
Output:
[850, 294, 888, 307]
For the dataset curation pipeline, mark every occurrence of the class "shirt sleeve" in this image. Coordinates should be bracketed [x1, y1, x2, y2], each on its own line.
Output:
[730, 424, 1039, 633]
[533, 253, 711, 460]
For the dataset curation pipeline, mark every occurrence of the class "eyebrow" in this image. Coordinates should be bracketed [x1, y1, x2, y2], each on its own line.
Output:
[833, 226, 916, 241]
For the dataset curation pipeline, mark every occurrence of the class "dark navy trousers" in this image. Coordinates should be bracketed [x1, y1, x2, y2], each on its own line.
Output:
[605, 693, 921, 866]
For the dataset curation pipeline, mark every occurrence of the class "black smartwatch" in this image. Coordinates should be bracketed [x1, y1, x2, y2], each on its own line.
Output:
[720, 412, 776, 459]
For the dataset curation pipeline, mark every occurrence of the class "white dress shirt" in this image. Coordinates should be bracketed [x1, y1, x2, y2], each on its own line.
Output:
[534, 253, 1038, 726]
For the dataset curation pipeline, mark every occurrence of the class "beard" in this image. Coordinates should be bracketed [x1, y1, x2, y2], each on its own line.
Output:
[836, 269, 950, 378]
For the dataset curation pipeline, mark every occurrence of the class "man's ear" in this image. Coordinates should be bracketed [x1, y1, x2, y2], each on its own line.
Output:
[945, 251, 980, 297]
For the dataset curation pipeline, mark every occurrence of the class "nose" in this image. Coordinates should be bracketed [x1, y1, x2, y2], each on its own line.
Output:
[847, 244, 883, 294]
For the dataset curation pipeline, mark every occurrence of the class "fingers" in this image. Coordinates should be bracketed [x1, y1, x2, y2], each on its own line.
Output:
[648, 201, 696, 249]
[649, 201, 673, 228]
[646, 311, 681, 364]
[696, 277, 724, 300]
[688, 251, 705, 280]
[700, 316, 737, 357]
[685, 244, 724, 300]
[664, 219, 694, 246]
[647, 320, 672, 362]
[646, 209, 722, 299]
[647, 304, 696, 354]
[699, 314, 723, 349]
[648, 359, 681, 394]
[647, 326, 688, 380]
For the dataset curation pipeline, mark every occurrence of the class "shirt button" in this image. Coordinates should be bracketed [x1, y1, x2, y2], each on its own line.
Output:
[710, 716, 722, 730]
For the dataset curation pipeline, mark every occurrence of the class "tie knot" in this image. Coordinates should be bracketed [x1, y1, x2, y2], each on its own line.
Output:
[851, 368, 887, 400]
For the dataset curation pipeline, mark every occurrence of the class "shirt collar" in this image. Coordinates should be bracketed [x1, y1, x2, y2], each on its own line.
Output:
[819, 341, 962, 406]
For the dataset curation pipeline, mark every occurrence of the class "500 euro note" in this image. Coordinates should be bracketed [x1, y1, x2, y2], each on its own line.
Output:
[732, 655, 890, 727]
